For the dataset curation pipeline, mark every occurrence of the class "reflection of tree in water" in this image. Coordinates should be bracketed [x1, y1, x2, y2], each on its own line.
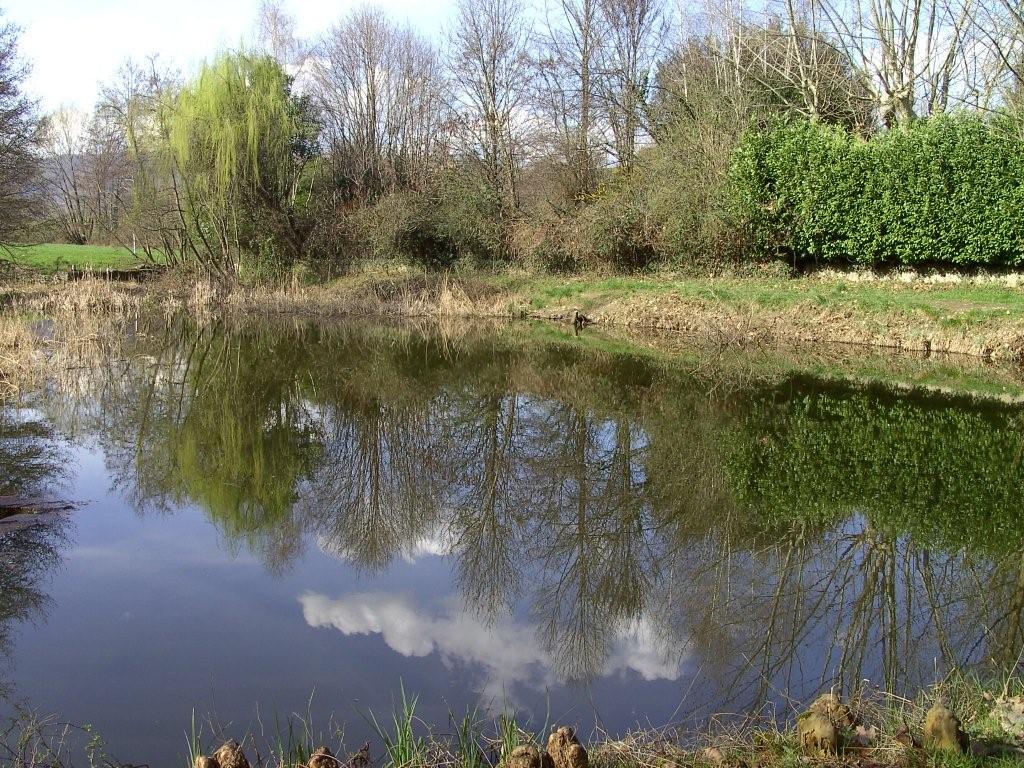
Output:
[653, 517, 1022, 716]
[78, 326, 326, 571]
[448, 389, 528, 615]
[0, 405, 70, 693]
[0, 517, 69, 687]
[526, 402, 659, 680]
[46, 320, 1024, 704]
[709, 386, 1024, 702]
[0, 406, 65, 498]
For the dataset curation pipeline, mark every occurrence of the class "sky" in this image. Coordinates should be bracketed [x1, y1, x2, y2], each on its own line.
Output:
[3, 0, 454, 112]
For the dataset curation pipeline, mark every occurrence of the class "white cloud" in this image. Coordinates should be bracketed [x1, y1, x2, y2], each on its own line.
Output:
[5, 0, 453, 111]
[299, 591, 685, 701]
[313, 525, 454, 565]
[401, 529, 456, 562]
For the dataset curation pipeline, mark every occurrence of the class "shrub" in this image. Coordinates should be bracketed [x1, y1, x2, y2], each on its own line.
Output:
[515, 216, 587, 273]
[730, 114, 1024, 267]
[349, 191, 424, 262]
[549, 126, 744, 273]
[419, 170, 506, 266]
[350, 171, 506, 269]
[574, 177, 660, 271]
[641, 129, 746, 268]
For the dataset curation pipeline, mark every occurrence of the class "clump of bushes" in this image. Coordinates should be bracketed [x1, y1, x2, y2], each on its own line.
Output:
[730, 114, 1024, 267]
[530, 126, 744, 274]
[350, 170, 507, 269]
[573, 178, 660, 272]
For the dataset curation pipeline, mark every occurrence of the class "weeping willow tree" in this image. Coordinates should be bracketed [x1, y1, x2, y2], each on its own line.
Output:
[163, 52, 319, 276]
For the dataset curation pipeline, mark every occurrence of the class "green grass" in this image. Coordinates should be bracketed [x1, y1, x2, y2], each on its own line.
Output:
[511, 274, 1024, 325]
[1, 244, 151, 274]
[367, 684, 428, 768]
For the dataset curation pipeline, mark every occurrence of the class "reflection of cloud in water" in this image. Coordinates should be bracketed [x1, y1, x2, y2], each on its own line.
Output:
[299, 592, 683, 700]
[314, 527, 454, 565]
[401, 531, 454, 562]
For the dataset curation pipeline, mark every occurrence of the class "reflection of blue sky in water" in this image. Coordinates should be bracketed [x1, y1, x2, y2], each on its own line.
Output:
[3, 442, 695, 767]
[300, 591, 685, 703]
[6, 322, 1024, 768]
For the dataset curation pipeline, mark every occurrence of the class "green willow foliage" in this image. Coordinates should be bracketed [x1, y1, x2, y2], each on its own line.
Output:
[143, 330, 323, 544]
[730, 115, 1024, 266]
[166, 52, 318, 273]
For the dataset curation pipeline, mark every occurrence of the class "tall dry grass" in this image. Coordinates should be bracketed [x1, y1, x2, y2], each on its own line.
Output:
[0, 279, 148, 399]
[0, 317, 38, 398]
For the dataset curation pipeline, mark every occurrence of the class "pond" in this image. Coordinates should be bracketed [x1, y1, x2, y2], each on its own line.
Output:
[2, 318, 1024, 766]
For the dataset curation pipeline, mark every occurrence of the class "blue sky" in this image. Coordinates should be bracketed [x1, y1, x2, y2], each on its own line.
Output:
[4, 0, 453, 111]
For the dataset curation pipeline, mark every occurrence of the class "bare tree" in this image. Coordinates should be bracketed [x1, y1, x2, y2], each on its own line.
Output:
[740, 4, 874, 125]
[255, 0, 307, 68]
[971, 0, 1024, 110]
[816, 0, 980, 124]
[41, 108, 93, 244]
[677, 2, 874, 130]
[312, 7, 448, 202]
[40, 107, 129, 245]
[95, 57, 189, 266]
[595, 0, 668, 168]
[0, 15, 42, 246]
[449, 0, 533, 217]
[536, 0, 605, 203]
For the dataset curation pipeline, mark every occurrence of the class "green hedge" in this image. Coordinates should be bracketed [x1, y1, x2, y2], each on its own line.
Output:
[730, 115, 1024, 267]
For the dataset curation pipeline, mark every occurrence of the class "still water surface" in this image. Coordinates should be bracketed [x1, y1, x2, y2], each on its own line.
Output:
[2, 319, 1024, 765]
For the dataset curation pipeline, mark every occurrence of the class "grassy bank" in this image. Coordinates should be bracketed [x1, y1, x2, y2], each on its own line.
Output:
[4, 269, 1024, 403]
[491, 271, 1024, 360]
[5, 245, 1024, 361]
[165, 267, 1024, 361]
[6, 678, 1024, 768]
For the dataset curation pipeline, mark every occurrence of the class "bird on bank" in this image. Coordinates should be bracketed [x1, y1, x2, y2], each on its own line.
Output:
[573, 310, 595, 330]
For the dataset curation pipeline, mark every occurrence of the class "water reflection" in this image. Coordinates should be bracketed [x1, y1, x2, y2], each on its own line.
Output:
[0, 405, 69, 693]
[300, 591, 681, 702]
[0, 405, 66, 499]
[21, 320, 1024, 717]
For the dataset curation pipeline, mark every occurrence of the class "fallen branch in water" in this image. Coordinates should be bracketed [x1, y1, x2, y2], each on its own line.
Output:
[0, 496, 78, 516]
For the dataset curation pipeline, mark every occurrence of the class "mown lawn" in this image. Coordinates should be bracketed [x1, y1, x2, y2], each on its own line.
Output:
[1, 243, 147, 274]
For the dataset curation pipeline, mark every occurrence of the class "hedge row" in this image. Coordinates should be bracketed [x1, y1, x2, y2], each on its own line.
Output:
[730, 114, 1024, 267]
